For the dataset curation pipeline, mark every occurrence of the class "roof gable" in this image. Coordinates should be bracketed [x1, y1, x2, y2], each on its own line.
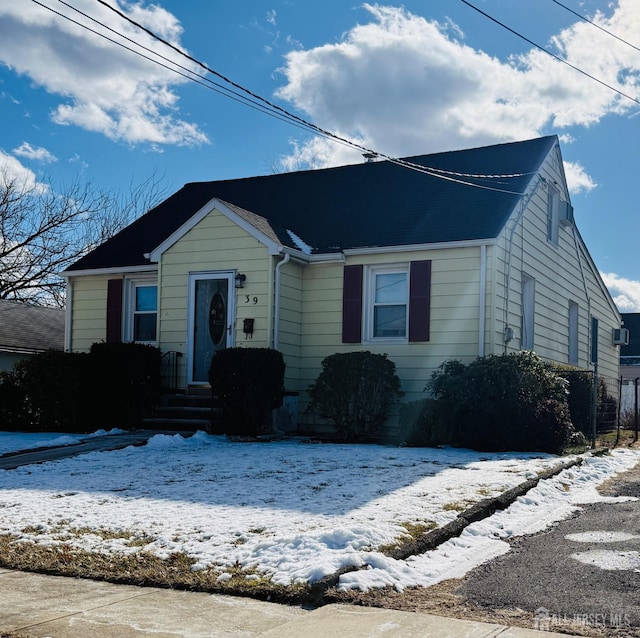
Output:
[67, 136, 557, 272]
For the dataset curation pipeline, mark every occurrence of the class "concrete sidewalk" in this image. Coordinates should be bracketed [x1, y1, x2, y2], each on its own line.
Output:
[0, 569, 568, 637]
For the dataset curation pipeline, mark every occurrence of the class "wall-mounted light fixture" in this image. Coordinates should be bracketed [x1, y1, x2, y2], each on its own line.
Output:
[234, 273, 246, 289]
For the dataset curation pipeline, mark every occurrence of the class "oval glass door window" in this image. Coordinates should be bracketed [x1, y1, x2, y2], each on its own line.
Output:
[209, 291, 227, 345]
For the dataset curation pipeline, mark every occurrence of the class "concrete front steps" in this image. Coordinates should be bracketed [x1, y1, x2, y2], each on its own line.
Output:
[144, 387, 222, 432]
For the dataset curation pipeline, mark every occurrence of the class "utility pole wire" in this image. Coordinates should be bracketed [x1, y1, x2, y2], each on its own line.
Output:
[460, 0, 640, 107]
[550, 0, 640, 55]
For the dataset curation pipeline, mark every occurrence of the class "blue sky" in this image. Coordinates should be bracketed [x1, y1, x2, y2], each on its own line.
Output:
[1, 1, 640, 309]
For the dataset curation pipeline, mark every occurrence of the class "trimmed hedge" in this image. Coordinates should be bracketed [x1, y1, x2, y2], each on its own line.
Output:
[0, 344, 161, 433]
[209, 347, 285, 437]
[90, 342, 162, 429]
[308, 351, 403, 442]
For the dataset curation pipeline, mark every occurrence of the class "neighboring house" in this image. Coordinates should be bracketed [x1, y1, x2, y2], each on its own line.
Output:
[63, 136, 621, 429]
[0, 299, 65, 371]
[619, 313, 640, 380]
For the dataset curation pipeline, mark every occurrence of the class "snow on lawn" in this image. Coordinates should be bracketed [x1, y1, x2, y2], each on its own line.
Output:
[0, 429, 124, 456]
[0, 432, 637, 591]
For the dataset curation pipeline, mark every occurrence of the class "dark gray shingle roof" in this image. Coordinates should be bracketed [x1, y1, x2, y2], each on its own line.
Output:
[0, 300, 65, 353]
[67, 136, 557, 271]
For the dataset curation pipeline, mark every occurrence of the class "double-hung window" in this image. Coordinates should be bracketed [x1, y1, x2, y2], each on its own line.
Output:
[371, 269, 408, 339]
[133, 284, 158, 342]
[123, 279, 158, 344]
[342, 261, 431, 344]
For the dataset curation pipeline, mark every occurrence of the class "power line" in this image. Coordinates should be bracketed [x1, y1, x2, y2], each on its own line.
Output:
[460, 0, 640, 107]
[33, 0, 344, 146]
[29, 0, 534, 193]
[550, 0, 640, 55]
[89, 0, 532, 190]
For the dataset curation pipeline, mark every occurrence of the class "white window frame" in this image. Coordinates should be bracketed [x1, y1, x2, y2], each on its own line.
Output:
[124, 276, 158, 345]
[364, 265, 409, 343]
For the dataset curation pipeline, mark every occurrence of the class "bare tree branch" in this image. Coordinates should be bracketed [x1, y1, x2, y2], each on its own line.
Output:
[0, 171, 166, 307]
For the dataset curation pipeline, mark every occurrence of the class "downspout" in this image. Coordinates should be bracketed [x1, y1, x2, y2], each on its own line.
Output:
[273, 252, 291, 351]
[63, 275, 73, 352]
[479, 244, 487, 357]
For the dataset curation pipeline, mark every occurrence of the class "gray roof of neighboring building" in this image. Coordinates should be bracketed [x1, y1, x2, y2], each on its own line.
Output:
[66, 136, 557, 272]
[0, 300, 65, 354]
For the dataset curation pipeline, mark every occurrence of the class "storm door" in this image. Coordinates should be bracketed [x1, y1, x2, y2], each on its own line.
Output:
[188, 273, 235, 384]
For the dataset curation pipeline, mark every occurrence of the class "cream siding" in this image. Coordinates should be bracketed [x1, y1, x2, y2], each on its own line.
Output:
[297, 246, 486, 416]
[277, 260, 303, 390]
[494, 145, 620, 382]
[68, 274, 111, 352]
[158, 207, 274, 388]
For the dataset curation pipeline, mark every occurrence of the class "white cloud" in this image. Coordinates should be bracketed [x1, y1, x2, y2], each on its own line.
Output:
[563, 161, 597, 194]
[0, 0, 208, 147]
[0, 150, 41, 190]
[275, 2, 640, 172]
[12, 142, 57, 164]
[601, 272, 640, 312]
[266, 10, 277, 26]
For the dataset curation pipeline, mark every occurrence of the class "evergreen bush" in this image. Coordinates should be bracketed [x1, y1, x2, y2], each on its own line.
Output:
[89, 342, 162, 428]
[307, 351, 403, 442]
[396, 398, 450, 447]
[554, 366, 592, 435]
[19, 350, 92, 432]
[0, 368, 30, 431]
[0, 343, 161, 432]
[427, 351, 574, 453]
[209, 348, 285, 437]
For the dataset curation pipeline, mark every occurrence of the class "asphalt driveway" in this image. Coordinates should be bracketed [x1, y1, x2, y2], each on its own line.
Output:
[458, 464, 640, 634]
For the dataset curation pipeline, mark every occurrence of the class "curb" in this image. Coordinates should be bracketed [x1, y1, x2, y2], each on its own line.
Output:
[309, 455, 584, 602]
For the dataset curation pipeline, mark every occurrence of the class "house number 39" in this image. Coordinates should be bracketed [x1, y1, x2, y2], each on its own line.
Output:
[245, 295, 258, 305]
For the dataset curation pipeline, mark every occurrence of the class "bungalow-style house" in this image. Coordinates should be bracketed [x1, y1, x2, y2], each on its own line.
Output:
[63, 136, 621, 429]
[0, 299, 65, 371]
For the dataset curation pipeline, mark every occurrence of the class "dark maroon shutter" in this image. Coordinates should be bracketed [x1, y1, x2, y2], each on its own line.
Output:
[106, 278, 123, 343]
[342, 264, 363, 343]
[409, 260, 431, 342]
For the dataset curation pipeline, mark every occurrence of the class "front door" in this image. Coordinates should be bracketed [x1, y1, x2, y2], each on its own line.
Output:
[188, 273, 234, 384]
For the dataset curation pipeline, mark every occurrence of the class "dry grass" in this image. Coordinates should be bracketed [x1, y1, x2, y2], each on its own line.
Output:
[377, 520, 437, 556]
[0, 534, 307, 604]
[596, 429, 640, 450]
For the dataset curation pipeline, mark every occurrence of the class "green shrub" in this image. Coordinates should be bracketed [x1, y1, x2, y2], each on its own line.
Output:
[0, 344, 161, 433]
[555, 367, 619, 435]
[397, 398, 451, 447]
[19, 350, 93, 432]
[209, 348, 285, 437]
[554, 366, 592, 435]
[428, 351, 574, 453]
[0, 368, 30, 431]
[308, 351, 403, 442]
[89, 342, 162, 429]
